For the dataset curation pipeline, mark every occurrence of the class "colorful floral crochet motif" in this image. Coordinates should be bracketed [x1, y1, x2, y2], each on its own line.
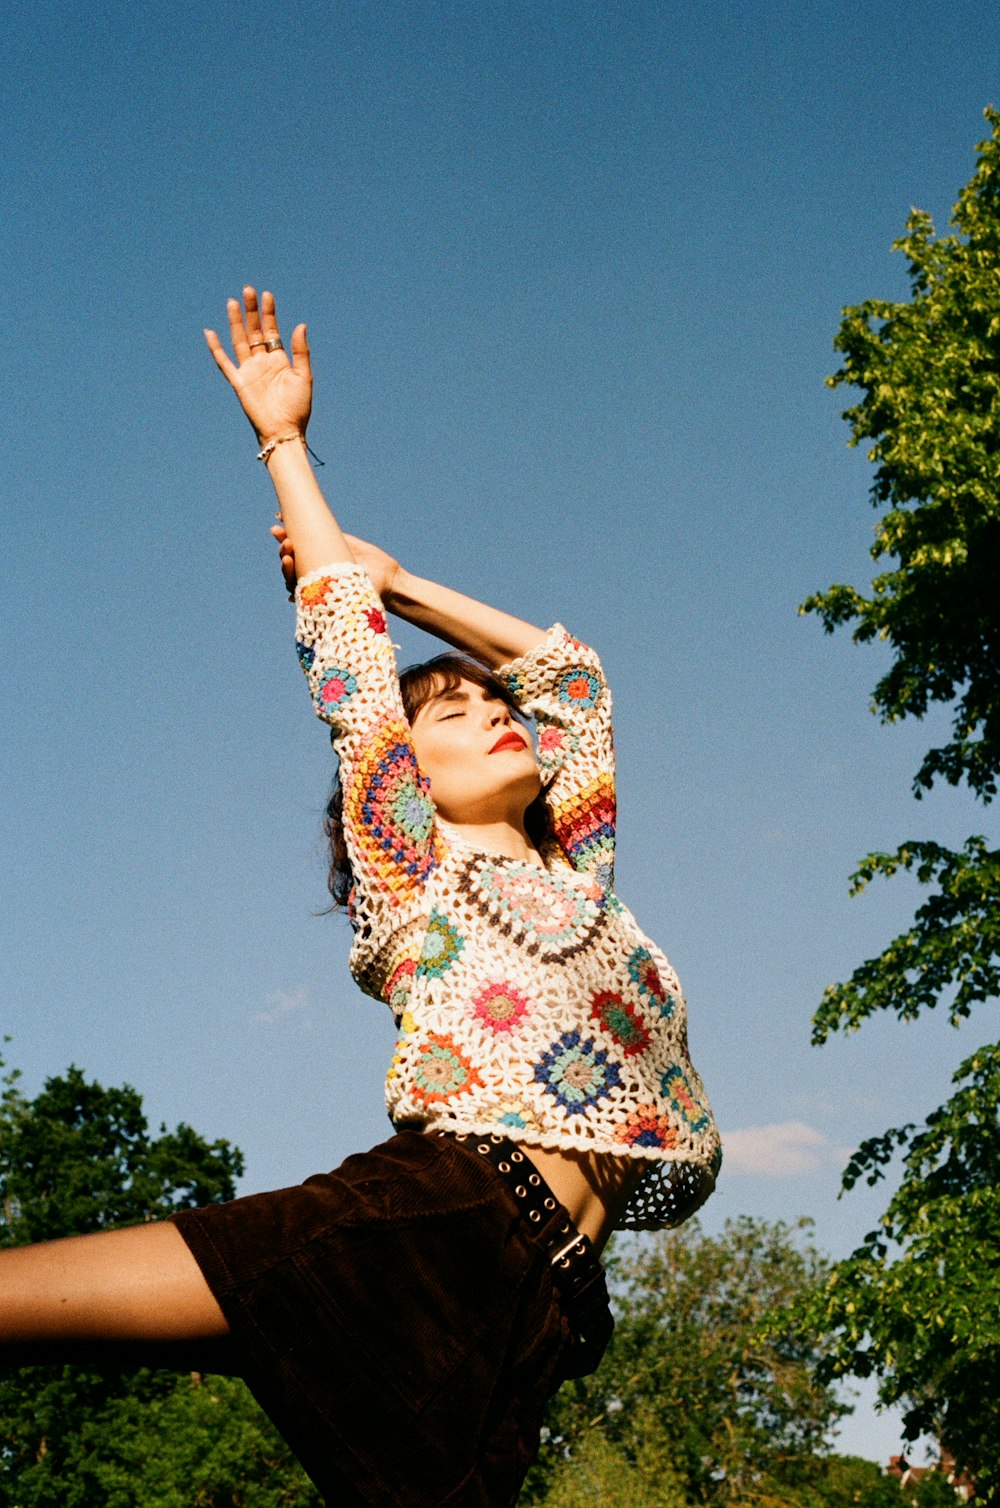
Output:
[535, 1031, 622, 1114]
[555, 666, 603, 710]
[589, 990, 651, 1057]
[386, 958, 416, 1019]
[614, 1103, 679, 1150]
[470, 980, 532, 1034]
[343, 716, 440, 903]
[660, 1065, 712, 1134]
[491, 1098, 540, 1131]
[316, 666, 358, 713]
[294, 564, 720, 1230]
[627, 946, 677, 1018]
[535, 719, 580, 774]
[455, 856, 606, 962]
[411, 1033, 481, 1105]
[417, 910, 464, 978]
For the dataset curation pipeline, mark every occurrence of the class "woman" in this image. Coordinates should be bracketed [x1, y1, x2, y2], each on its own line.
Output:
[0, 289, 720, 1507]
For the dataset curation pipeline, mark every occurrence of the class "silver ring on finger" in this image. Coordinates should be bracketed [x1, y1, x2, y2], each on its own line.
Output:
[264, 337, 284, 352]
[249, 340, 266, 349]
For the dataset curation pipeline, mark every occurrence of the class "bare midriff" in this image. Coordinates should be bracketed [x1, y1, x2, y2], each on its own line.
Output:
[520, 1143, 648, 1254]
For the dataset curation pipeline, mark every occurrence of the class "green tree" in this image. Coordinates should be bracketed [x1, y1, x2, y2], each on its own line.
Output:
[522, 1217, 849, 1507]
[797, 106, 1000, 1496]
[536, 1430, 688, 1508]
[0, 1053, 321, 1507]
[762, 1453, 963, 1508]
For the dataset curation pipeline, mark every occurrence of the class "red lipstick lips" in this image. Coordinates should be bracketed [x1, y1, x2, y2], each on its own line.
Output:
[489, 731, 528, 754]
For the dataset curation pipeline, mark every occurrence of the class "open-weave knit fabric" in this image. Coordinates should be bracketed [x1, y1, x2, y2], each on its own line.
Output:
[295, 563, 720, 1230]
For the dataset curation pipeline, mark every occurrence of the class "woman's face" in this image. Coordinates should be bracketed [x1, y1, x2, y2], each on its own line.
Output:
[409, 677, 541, 826]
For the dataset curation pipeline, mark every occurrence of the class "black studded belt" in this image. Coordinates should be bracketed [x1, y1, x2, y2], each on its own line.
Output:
[441, 1131, 614, 1377]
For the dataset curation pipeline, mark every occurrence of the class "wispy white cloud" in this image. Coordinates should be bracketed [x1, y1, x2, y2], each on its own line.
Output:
[786, 1088, 882, 1119]
[721, 1121, 853, 1177]
[254, 987, 311, 1026]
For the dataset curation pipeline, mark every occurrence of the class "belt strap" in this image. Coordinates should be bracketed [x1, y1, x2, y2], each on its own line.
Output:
[442, 1132, 607, 1305]
[443, 1132, 615, 1377]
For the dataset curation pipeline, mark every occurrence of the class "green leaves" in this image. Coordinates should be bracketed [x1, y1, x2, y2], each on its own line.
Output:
[0, 1062, 244, 1247]
[524, 1217, 849, 1506]
[811, 837, 1000, 1041]
[790, 1046, 1000, 1494]
[801, 109, 1000, 806]
[0, 1055, 320, 1508]
[802, 107, 1000, 1499]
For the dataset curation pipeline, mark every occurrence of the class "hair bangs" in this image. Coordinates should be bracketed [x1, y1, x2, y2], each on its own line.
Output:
[399, 654, 525, 726]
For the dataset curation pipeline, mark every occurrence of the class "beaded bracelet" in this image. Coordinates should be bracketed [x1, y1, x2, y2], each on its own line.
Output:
[256, 433, 325, 467]
[257, 432, 305, 464]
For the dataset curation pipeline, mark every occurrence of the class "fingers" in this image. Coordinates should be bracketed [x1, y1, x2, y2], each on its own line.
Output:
[243, 286, 267, 355]
[227, 295, 252, 361]
[291, 323, 311, 384]
[252, 288, 290, 363]
[203, 328, 238, 382]
[270, 523, 297, 594]
[207, 287, 298, 377]
[214, 287, 273, 367]
[259, 290, 279, 343]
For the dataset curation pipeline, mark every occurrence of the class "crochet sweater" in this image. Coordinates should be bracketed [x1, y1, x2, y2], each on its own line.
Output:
[295, 563, 720, 1229]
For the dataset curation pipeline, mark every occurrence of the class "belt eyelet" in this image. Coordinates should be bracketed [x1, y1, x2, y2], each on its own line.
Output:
[497, 1160, 510, 1174]
[477, 1143, 490, 1155]
[529, 1208, 541, 1222]
[528, 1172, 541, 1187]
[543, 1196, 556, 1210]
[510, 1150, 524, 1163]
[515, 1184, 527, 1198]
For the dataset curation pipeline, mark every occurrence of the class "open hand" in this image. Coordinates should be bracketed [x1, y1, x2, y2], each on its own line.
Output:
[205, 288, 312, 445]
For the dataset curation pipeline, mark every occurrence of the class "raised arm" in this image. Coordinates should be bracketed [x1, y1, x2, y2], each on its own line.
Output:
[273, 528, 548, 667]
[211, 288, 548, 664]
[204, 288, 354, 578]
[358, 540, 548, 667]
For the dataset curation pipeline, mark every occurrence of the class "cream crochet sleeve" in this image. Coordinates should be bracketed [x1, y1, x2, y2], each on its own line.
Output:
[497, 626, 616, 895]
[294, 564, 442, 935]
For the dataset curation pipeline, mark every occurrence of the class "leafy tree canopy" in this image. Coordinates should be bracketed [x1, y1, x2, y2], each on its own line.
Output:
[795, 107, 1000, 1500]
[523, 1216, 851, 1506]
[0, 1057, 243, 1247]
[801, 107, 1000, 807]
[0, 1052, 320, 1507]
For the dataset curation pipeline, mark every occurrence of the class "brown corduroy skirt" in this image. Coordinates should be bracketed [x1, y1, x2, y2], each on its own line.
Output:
[171, 1130, 609, 1507]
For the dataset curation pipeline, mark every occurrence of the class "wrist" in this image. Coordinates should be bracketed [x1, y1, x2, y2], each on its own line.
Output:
[257, 431, 307, 464]
[381, 562, 412, 612]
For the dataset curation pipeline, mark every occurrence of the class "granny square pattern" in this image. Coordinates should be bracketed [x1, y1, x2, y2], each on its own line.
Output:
[295, 563, 719, 1230]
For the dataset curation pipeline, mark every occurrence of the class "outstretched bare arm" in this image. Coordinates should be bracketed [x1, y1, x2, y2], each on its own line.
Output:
[211, 286, 549, 664]
[272, 525, 547, 669]
[205, 287, 354, 579]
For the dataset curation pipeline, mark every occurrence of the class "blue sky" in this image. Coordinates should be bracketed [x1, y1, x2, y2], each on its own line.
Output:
[5, 0, 998, 1467]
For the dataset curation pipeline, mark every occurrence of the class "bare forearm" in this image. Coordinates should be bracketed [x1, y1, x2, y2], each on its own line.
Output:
[265, 442, 355, 578]
[205, 289, 355, 580]
[385, 568, 547, 668]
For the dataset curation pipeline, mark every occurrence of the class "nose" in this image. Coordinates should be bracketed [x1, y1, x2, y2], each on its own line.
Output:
[487, 704, 510, 727]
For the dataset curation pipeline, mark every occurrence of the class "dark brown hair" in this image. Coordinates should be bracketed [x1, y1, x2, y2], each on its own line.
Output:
[324, 653, 547, 910]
